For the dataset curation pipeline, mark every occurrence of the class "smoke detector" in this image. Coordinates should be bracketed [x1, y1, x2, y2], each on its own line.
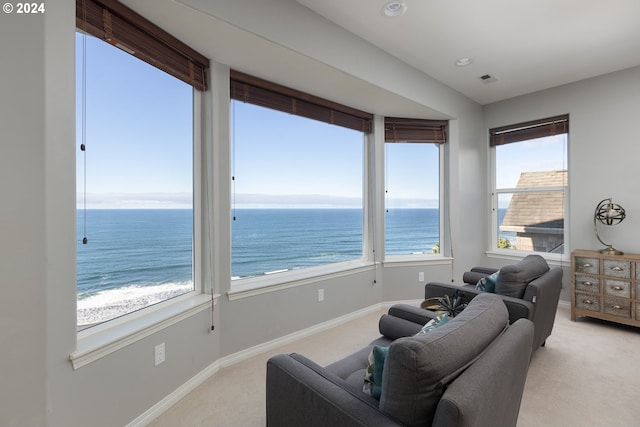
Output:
[382, 1, 407, 17]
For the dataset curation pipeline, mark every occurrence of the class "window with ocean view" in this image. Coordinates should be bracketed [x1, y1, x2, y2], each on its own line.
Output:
[75, 30, 196, 329]
[385, 143, 440, 255]
[490, 115, 568, 254]
[229, 72, 371, 280]
[384, 117, 447, 257]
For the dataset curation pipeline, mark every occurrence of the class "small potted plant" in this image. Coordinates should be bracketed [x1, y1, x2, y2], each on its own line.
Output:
[436, 290, 467, 318]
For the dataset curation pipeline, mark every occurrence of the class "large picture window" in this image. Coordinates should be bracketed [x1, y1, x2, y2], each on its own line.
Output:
[384, 118, 446, 257]
[75, 0, 208, 330]
[230, 72, 371, 280]
[490, 115, 568, 254]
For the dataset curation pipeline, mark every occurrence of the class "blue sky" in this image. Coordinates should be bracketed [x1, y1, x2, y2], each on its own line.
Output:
[76, 33, 192, 209]
[76, 32, 565, 210]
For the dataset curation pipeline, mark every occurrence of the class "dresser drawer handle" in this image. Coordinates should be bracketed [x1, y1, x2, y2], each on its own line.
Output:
[582, 281, 594, 287]
[613, 305, 623, 310]
[611, 286, 624, 291]
[583, 299, 594, 305]
[611, 266, 623, 271]
[581, 263, 593, 268]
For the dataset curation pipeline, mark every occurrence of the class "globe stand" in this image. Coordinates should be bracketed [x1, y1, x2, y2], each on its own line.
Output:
[594, 198, 626, 256]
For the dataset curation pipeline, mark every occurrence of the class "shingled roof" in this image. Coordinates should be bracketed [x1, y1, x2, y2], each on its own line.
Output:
[500, 170, 567, 232]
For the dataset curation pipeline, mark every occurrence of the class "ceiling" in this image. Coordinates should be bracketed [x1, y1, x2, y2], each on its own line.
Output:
[296, 0, 640, 105]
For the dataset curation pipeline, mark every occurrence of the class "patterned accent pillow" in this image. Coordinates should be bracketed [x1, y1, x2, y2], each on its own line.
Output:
[363, 314, 450, 399]
[363, 345, 389, 399]
[415, 313, 450, 335]
[476, 271, 499, 293]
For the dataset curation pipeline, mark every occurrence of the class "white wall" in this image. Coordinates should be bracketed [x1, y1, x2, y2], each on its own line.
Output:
[483, 65, 640, 301]
[0, 10, 49, 427]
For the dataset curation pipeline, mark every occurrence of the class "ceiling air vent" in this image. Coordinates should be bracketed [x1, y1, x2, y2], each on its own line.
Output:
[479, 74, 497, 84]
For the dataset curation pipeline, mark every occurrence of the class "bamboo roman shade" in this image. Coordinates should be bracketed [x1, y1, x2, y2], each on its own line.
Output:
[384, 117, 448, 143]
[76, 0, 209, 91]
[490, 114, 569, 147]
[230, 70, 373, 133]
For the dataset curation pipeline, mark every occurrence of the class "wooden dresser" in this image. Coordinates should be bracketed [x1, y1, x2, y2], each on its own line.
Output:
[571, 249, 640, 327]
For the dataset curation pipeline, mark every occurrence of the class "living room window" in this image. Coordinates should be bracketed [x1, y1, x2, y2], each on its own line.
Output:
[384, 118, 447, 257]
[75, 0, 208, 330]
[230, 71, 372, 281]
[490, 115, 569, 255]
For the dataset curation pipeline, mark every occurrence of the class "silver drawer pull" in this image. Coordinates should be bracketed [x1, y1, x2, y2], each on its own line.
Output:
[611, 286, 624, 291]
[581, 263, 592, 268]
[582, 281, 594, 286]
[611, 266, 623, 271]
[583, 299, 594, 305]
[613, 305, 623, 310]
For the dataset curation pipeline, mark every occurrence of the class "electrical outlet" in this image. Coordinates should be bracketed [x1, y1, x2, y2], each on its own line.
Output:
[419, 272, 425, 282]
[318, 288, 325, 302]
[154, 343, 166, 366]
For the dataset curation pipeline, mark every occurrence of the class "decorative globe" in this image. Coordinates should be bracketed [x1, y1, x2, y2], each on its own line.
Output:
[595, 199, 626, 226]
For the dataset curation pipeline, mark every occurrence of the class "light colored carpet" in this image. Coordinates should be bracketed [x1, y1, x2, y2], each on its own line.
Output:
[149, 306, 640, 427]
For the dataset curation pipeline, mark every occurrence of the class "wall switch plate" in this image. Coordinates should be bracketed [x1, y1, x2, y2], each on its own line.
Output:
[419, 272, 425, 282]
[318, 289, 325, 302]
[154, 343, 166, 366]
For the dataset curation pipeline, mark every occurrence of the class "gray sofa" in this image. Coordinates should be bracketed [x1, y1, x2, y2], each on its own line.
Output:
[424, 255, 563, 351]
[266, 293, 534, 427]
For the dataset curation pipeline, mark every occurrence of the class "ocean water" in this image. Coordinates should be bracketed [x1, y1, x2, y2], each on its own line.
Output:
[232, 209, 364, 278]
[76, 209, 194, 325]
[76, 208, 513, 324]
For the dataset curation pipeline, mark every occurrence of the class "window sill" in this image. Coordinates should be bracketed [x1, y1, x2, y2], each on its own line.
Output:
[228, 260, 375, 301]
[384, 254, 453, 267]
[70, 293, 217, 370]
[485, 250, 569, 266]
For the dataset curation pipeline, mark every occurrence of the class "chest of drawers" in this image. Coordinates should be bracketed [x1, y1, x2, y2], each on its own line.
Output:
[571, 250, 640, 327]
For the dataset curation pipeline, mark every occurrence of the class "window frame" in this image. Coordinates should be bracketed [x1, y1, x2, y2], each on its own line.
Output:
[383, 117, 448, 263]
[72, 79, 211, 370]
[488, 115, 569, 260]
[72, 0, 213, 369]
[383, 143, 445, 262]
[228, 71, 373, 294]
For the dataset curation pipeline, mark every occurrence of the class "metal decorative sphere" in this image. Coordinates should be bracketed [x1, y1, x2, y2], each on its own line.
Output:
[595, 199, 626, 226]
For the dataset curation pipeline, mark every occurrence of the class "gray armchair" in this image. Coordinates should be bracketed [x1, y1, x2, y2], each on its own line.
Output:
[266, 294, 534, 427]
[425, 255, 563, 351]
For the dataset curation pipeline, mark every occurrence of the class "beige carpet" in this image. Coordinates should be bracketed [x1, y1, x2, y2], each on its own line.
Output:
[150, 306, 640, 427]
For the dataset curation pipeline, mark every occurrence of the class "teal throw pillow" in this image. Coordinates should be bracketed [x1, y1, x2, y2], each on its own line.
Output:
[476, 271, 499, 293]
[363, 345, 389, 400]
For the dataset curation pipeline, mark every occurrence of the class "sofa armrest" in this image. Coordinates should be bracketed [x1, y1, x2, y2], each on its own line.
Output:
[266, 353, 402, 427]
[522, 266, 563, 348]
[388, 304, 438, 326]
[378, 304, 439, 340]
[463, 267, 499, 285]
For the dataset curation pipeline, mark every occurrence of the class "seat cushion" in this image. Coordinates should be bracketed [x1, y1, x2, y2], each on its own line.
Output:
[494, 254, 550, 298]
[378, 293, 509, 427]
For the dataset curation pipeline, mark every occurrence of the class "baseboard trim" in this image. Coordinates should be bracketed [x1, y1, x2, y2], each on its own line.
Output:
[126, 360, 221, 427]
[127, 298, 421, 426]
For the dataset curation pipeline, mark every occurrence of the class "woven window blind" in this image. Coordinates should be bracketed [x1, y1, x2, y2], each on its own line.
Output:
[490, 114, 569, 147]
[384, 117, 448, 143]
[230, 70, 373, 133]
[76, 0, 209, 91]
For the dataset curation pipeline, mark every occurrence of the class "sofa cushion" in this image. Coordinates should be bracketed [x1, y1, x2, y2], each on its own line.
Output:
[378, 293, 509, 427]
[494, 254, 550, 298]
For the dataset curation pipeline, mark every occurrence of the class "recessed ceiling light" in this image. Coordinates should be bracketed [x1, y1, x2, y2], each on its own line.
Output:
[455, 57, 473, 67]
[382, 1, 407, 17]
